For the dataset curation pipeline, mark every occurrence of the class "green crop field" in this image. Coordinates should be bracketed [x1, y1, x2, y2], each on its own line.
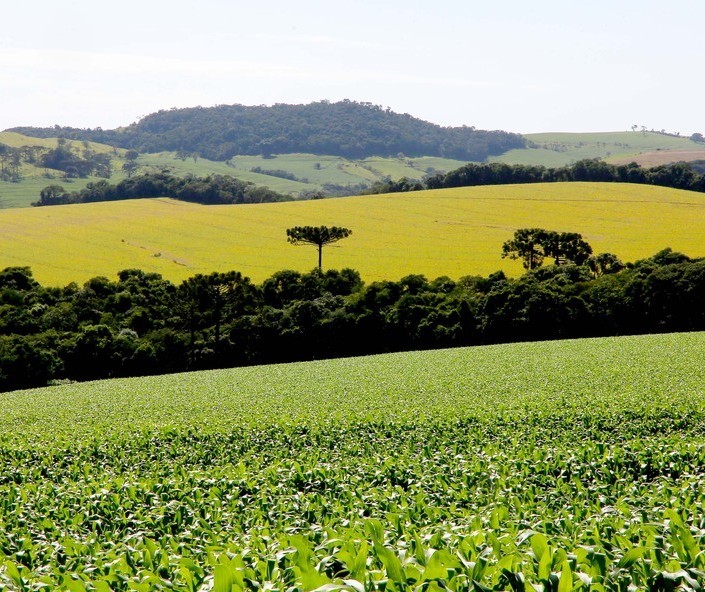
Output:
[1, 182, 705, 287]
[491, 131, 705, 167]
[2, 331, 705, 590]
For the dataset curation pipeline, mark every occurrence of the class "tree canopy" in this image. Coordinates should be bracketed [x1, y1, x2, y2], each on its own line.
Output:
[33, 171, 290, 207]
[0, 248, 704, 391]
[367, 159, 705, 195]
[502, 228, 593, 269]
[287, 226, 353, 269]
[9, 100, 525, 161]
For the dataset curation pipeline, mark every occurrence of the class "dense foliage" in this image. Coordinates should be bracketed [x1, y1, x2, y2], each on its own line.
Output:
[501, 229, 594, 270]
[367, 159, 705, 194]
[2, 246, 705, 391]
[9, 100, 526, 161]
[3, 333, 705, 589]
[33, 171, 291, 206]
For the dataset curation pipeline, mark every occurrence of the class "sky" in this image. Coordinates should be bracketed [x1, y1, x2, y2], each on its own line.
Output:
[1, 0, 703, 134]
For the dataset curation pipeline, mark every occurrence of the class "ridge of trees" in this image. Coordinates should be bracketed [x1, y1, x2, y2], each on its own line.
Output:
[1, 246, 705, 391]
[366, 159, 705, 194]
[8, 100, 526, 161]
[33, 170, 291, 206]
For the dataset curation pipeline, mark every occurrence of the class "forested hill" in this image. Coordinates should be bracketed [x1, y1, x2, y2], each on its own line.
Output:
[8, 100, 526, 161]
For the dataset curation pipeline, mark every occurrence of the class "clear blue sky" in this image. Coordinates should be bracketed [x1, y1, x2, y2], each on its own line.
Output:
[2, 0, 703, 134]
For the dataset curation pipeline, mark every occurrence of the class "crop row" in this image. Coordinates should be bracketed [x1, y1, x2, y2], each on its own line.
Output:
[2, 333, 705, 590]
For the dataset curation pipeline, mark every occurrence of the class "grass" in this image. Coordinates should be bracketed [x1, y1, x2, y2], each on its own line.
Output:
[611, 149, 705, 167]
[3, 332, 705, 589]
[0, 150, 468, 209]
[491, 131, 704, 167]
[0, 131, 469, 208]
[4, 129, 703, 211]
[1, 182, 704, 287]
[0, 133, 127, 209]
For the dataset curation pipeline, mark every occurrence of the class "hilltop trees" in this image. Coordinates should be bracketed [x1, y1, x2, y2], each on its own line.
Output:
[286, 226, 353, 270]
[9, 101, 526, 161]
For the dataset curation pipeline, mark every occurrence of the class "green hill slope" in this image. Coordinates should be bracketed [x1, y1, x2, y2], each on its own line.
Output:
[3, 332, 705, 589]
[492, 131, 705, 166]
[0, 131, 468, 208]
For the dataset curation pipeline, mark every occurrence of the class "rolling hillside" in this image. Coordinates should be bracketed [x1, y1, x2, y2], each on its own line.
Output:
[492, 131, 705, 167]
[2, 182, 704, 286]
[0, 132, 128, 208]
[4, 331, 705, 588]
[0, 131, 468, 208]
[8, 100, 526, 161]
[3, 125, 704, 210]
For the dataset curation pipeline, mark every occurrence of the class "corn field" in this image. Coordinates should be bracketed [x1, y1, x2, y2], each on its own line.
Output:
[2, 333, 705, 591]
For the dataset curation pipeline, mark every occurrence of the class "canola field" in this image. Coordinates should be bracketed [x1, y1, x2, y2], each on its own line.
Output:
[2, 182, 705, 286]
[2, 332, 705, 590]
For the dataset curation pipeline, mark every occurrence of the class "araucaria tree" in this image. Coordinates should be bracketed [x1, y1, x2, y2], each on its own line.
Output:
[286, 225, 352, 270]
[501, 228, 548, 270]
[502, 228, 593, 270]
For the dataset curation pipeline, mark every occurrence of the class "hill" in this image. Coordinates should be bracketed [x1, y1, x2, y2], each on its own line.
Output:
[0, 131, 470, 208]
[7, 100, 526, 161]
[3, 332, 705, 589]
[2, 182, 704, 286]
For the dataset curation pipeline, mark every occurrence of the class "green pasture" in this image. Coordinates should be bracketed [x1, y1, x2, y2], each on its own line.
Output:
[3, 128, 703, 210]
[3, 332, 705, 590]
[0, 133, 127, 208]
[0, 139, 468, 208]
[491, 131, 704, 166]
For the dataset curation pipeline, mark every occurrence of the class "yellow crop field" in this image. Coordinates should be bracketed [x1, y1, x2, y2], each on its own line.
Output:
[1, 182, 704, 286]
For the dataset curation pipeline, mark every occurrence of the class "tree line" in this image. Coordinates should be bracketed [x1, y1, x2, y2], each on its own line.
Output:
[1, 244, 705, 391]
[34, 158, 705, 209]
[33, 170, 291, 206]
[9, 100, 526, 161]
[366, 159, 705, 194]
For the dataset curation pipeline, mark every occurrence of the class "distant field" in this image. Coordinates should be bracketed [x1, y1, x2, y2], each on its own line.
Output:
[4, 129, 704, 210]
[492, 131, 705, 167]
[2, 182, 705, 286]
[610, 149, 705, 167]
[0, 131, 469, 208]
